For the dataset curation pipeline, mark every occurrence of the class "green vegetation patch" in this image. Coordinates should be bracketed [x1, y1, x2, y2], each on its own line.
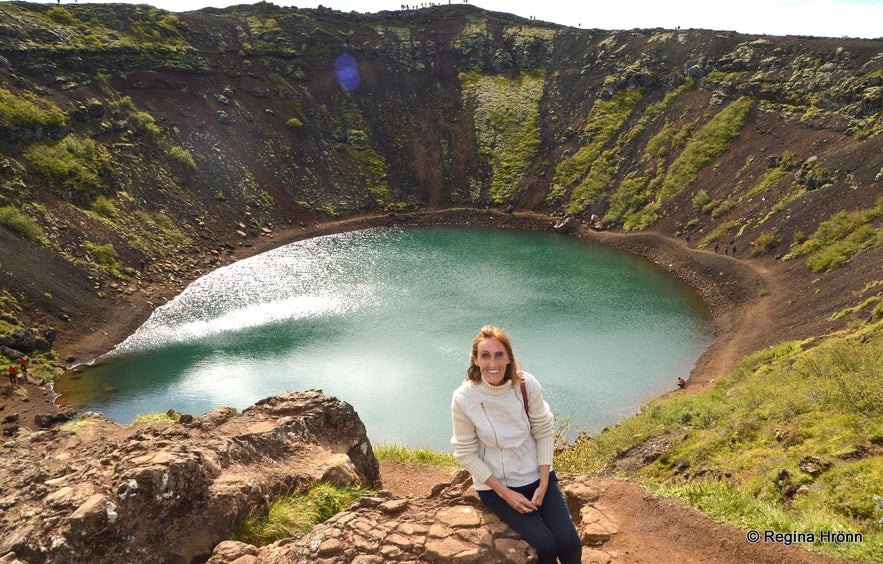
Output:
[83, 241, 124, 277]
[374, 443, 458, 469]
[831, 280, 883, 323]
[460, 69, 544, 203]
[31, 4, 190, 52]
[658, 96, 753, 201]
[168, 145, 196, 170]
[607, 94, 750, 229]
[556, 325, 883, 562]
[743, 165, 789, 201]
[0, 87, 67, 131]
[783, 196, 883, 272]
[24, 134, 111, 204]
[235, 482, 372, 546]
[549, 87, 645, 214]
[90, 196, 119, 219]
[603, 82, 694, 228]
[0, 206, 46, 242]
[130, 411, 180, 425]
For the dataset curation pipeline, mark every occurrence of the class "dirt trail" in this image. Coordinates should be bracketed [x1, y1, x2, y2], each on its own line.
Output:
[379, 462, 845, 563]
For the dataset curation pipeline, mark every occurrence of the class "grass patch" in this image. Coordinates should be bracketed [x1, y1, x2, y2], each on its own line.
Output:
[82, 241, 126, 277]
[24, 134, 111, 204]
[743, 165, 789, 200]
[652, 479, 880, 561]
[60, 416, 99, 435]
[0, 87, 67, 130]
[658, 96, 753, 201]
[0, 206, 45, 242]
[130, 411, 180, 425]
[373, 443, 458, 469]
[751, 232, 781, 256]
[90, 196, 119, 219]
[783, 196, 883, 272]
[556, 323, 883, 563]
[168, 145, 196, 169]
[235, 482, 372, 546]
[549, 87, 645, 214]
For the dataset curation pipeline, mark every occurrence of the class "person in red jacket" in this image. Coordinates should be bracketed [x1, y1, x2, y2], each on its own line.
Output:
[19, 356, 28, 379]
[7, 365, 17, 386]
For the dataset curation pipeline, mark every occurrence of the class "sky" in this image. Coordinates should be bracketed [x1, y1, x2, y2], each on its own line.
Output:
[44, 0, 883, 39]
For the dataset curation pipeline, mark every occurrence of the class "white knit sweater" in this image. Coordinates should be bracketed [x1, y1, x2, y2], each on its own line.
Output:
[450, 371, 555, 490]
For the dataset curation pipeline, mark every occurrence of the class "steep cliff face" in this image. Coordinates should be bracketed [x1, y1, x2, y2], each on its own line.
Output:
[1, 5, 881, 562]
[0, 2, 880, 353]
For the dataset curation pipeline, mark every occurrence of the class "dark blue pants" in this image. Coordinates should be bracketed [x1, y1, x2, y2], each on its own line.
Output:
[478, 471, 582, 564]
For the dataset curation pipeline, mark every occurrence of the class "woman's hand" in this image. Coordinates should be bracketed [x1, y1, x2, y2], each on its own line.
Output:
[532, 464, 551, 506]
[531, 482, 548, 506]
[501, 487, 538, 513]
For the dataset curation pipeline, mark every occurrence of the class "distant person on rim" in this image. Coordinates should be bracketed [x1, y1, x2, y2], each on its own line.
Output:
[19, 356, 28, 380]
[451, 325, 582, 563]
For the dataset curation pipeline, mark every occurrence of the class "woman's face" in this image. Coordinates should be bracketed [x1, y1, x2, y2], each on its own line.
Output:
[474, 337, 510, 386]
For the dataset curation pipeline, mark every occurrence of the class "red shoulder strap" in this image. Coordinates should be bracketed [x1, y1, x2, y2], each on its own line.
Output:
[520, 381, 529, 415]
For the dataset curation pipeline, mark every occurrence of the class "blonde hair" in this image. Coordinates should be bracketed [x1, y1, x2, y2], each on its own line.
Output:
[466, 325, 522, 384]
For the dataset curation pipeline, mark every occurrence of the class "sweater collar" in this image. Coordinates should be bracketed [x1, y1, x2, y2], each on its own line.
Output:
[477, 377, 514, 395]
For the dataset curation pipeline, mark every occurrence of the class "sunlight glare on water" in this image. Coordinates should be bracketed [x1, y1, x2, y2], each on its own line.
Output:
[57, 226, 712, 450]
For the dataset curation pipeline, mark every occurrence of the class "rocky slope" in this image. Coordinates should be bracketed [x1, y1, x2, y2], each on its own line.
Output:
[1, 391, 379, 562]
[0, 2, 882, 562]
[0, 1, 880, 357]
[0, 386, 846, 564]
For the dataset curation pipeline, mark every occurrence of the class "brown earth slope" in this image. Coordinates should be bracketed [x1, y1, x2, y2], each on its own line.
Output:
[1, 3, 881, 562]
[3, 208, 868, 563]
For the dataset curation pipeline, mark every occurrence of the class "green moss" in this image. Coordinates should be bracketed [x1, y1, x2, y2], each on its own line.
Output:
[130, 412, 179, 425]
[461, 69, 545, 203]
[549, 87, 645, 213]
[0, 206, 46, 242]
[90, 196, 119, 219]
[658, 96, 753, 201]
[743, 166, 789, 200]
[751, 232, 781, 256]
[604, 172, 650, 227]
[0, 87, 67, 131]
[44, 6, 80, 26]
[83, 241, 122, 274]
[24, 134, 111, 204]
[783, 196, 883, 271]
[168, 145, 196, 169]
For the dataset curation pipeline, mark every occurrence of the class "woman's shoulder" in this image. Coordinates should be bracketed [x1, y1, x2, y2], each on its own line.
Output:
[519, 371, 539, 385]
[519, 371, 545, 393]
[452, 379, 476, 398]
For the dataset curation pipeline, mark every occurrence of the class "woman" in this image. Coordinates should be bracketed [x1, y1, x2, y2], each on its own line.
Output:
[451, 325, 582, 563]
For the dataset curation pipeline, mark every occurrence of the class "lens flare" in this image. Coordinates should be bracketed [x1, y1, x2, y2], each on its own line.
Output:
[335, 54, 361, 92]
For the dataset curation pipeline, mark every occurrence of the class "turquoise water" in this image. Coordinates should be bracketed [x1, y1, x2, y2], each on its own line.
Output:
[56, 226, 712, 451]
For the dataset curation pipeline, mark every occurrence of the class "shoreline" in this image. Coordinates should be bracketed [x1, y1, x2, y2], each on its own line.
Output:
[56, 207, 776, 404]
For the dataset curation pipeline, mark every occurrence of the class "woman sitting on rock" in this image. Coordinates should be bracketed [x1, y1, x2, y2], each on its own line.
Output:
[451, 325, 582, 564]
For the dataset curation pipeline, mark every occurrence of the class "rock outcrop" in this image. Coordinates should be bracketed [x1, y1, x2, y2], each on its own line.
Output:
[208, 471, 618, 564]
[0, 387, 626, 563]
[0, 390, 379, 563]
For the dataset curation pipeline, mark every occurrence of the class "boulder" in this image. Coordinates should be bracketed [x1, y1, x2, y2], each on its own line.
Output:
[0, 390, 379, 564]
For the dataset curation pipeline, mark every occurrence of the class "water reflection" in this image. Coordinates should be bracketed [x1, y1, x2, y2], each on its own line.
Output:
[57, 226, 712, 450]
